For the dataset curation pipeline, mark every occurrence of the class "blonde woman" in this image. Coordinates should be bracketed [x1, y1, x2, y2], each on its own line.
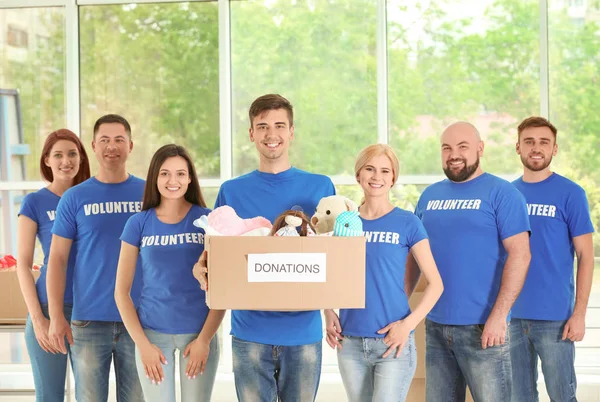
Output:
[325, 144, 443, 402]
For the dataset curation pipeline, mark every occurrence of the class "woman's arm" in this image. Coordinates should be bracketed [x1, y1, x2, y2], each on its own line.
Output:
[403, 239, 444, 330]
[16, 215, 44, 321]
[114, 241, 150, 347]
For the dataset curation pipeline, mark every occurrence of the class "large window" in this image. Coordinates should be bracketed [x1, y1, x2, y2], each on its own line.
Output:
[549, 1, 600, 372]
[231, 0, 378, 177]
[387, 0, 540, 176]
[79, 2, 220, 179]
[0, 7, 66, 180]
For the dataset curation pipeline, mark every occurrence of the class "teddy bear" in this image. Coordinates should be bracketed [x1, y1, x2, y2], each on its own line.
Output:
[311, 195, 358, 234]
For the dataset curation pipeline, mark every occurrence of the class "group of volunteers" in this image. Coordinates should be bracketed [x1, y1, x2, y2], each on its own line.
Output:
[15, 93, 593, 402]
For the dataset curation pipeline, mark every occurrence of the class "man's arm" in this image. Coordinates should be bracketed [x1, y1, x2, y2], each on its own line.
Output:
[563, 233, 594, 341]
[481, 231, 531, 348]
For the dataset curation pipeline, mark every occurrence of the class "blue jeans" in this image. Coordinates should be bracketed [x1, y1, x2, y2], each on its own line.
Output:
[70, 320, 143, 402]
[426, 319, 512, 402]
[337, 333, 417, 402]
[232, 336, 322, 402]
[135, 329, 219, 402]
[510, 319, 577, 402]
[24, 303, 73, 402]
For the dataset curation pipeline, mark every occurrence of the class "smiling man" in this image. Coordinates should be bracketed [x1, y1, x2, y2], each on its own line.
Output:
[412, 121, 531, 402]
[197, 94, 335, 402]
[510, 117, 594, 402]
[47, 114, 145, 402]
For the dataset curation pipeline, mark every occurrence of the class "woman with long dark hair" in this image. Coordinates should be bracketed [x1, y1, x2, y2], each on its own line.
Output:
[115, 144, 224, 402]
[17, 129, 90, 401]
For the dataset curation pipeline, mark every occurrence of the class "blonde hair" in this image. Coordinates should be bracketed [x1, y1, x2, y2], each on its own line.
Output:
[354, 144, 400, 185]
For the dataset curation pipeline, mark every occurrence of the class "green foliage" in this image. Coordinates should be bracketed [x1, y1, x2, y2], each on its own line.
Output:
[1, 0, 599, 252]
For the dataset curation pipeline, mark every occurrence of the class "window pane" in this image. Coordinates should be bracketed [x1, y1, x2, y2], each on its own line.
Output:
[79, 2, 219, 179]
[549, 3, 600, 372]
[387, 0, 540, 175]
[0, 8, 66, 180]
[231, 0, 378, 176]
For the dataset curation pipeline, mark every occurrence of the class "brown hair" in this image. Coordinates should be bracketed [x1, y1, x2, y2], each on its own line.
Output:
[269, 210, 315, 236]
[517, 116, 557, 139]
[142, 144, 206, 210]
[93, 114, 132, 138]
[40, 129, 91, 185]
[354, 144, 400, 185]
[249, 94, 294, 128]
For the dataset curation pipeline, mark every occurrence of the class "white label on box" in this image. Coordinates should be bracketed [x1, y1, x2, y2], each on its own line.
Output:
[248, 253, 326, 283]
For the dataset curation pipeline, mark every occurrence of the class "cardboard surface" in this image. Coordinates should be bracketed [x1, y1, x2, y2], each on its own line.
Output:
[0, 270, 40, 324]
[206, 236, 366, 310]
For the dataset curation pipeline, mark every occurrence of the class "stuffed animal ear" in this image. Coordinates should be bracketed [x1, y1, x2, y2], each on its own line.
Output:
[344, 198, 358, 212]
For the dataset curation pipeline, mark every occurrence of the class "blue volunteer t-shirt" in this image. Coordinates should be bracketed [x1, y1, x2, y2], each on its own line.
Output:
[215, 167, 335, 346]
[512, 173, 594, 320]
[415, 173, 530, 325]
[120, 205, 210, 334]
[340, 207, 428, 337]
[52, 176, 145, 321]
[18, 188, 76, 305]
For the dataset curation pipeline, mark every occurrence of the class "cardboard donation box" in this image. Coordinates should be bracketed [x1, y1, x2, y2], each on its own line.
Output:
[0, 270, 40, 324]
[206, 236, 366, 310]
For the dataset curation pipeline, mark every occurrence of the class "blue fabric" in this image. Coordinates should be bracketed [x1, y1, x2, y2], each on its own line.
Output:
[340, 208, 427, 337]
[18, 188, 75, 304]
[425, 319, 512, 402]
[415, 173, 530, 325]
[120, 205, 211, 334]
[510, 319, 577, 402]
[24, 304, 72, 402]
[215, 167, 335, 346]
[512, 173, 594, 320]
[52, 176, 145, 321]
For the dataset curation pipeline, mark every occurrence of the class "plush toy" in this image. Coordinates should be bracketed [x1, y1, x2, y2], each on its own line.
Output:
[311, 195, 358, 234]
[333, 211, 363, 237]
[193, 205, 272, 236]
[270, 210, 316, 237]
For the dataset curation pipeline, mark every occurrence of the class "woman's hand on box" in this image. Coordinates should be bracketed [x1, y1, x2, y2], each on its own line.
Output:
[31, 316, 60, 354]
[48, 316, 73, 355]
[324, 309, 344, 350]
[193, 250, 209, 291]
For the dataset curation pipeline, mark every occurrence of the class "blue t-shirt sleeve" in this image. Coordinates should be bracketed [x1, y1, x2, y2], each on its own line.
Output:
[407, 213, 428, 248]
[494, 183, 531, 240]
[414, 194, 425, 219]
[214, 186, 226, 209]
[18, 193, 38, 222]
[120, 213, 143, 248]
[52, 191, 78, 240]
[565, 186, 595, 238]
[327, 178, 336, 196]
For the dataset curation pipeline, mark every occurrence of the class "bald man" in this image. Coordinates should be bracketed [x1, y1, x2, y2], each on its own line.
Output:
[408, 122, 531, 402]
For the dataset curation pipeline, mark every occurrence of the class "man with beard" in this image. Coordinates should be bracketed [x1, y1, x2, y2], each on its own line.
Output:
[510, 117, 594, 402]
[194, 94, 335, 401]
[410, 121, 531, 402]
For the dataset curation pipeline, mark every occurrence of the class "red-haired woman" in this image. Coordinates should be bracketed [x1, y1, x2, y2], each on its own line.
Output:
[16, 129, 90, 402]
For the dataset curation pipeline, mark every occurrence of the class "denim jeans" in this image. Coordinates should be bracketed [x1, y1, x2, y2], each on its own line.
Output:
[337, 333, 416, 402]
[134, 329, 219, 402]
[426, 319, 512, 402]
[510, 319, 577, 402]
[70, 320, 144, 402]
[24, 303, 73, 402]
[232, 336, 322, 402]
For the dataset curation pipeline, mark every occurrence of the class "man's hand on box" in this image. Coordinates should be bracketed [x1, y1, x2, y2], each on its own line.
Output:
[49, 316, 73, 355]
[193, 250, 209, 291]
[324, 309, 344, 350]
